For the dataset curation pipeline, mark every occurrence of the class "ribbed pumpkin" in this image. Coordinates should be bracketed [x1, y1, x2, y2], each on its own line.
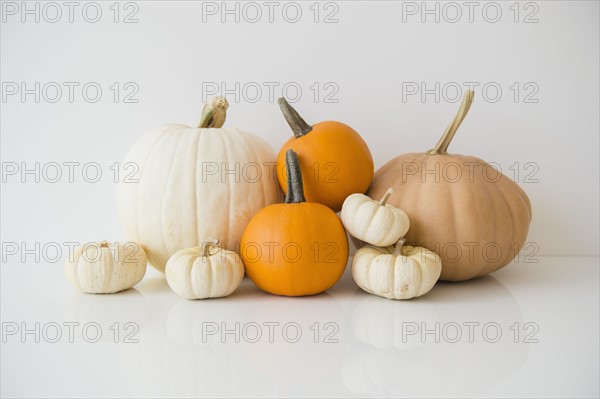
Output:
[116, 97, 281, 272]
[241, 149, 349, 296]
[275, 98, 373, 212]
[341, 188, 410, 247]
[352, 239, 442, 300]
[165, 240, 244, 299]
[367, 91, 532, 281]
[64, 241, 147, 294]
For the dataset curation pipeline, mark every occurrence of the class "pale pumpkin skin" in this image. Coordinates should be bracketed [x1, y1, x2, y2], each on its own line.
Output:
[165, 240, 244, 299]
[341, 188, 410, 247]
[352, 240, 442, 300]
[367, 91, 532, 281]
[64, 241, 147, 294]
[116, 98, 281, 272]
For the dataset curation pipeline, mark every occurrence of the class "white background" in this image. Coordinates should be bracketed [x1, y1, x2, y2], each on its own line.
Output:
[1, 1, 599, 398]
[1, 0, 598, 256]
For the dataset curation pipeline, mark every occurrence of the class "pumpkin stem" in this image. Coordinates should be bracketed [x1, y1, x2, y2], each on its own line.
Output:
[278, 97, 313, 138]
[100, 241, 109, 248]
[393, 238, 406, 256]
[426, 90, 474, 155]
[201, 239, 220, 257]
[378, 188, 394, 206]
[199, 97, 229, 128]
[284, 149, 306, 204]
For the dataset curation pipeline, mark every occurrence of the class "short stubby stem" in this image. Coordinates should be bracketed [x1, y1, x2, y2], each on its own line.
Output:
[278, 97, 312, 138]
[202, 239, 220, 257]
[199, 97, 229, 128]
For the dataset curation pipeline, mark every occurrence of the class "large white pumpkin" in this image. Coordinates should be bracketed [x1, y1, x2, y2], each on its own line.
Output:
[116, 97, 281, 272]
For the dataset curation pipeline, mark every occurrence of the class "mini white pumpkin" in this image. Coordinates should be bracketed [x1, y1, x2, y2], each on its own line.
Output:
[352, 239, 442, 300]
[64, 241, 147, 294]
[341, 188, 409, 247]
[166, 239, 244, 299]
[116, 97, 281, 272]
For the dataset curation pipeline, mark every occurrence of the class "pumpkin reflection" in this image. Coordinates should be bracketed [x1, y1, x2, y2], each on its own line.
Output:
[342, 275, 529, 396]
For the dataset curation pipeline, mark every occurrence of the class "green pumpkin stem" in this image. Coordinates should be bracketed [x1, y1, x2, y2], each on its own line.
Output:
[284, 149, 306, 204]
[278, 98, 313, 138]
[199, 97, 229, 128]
[426, 90, 474, 155]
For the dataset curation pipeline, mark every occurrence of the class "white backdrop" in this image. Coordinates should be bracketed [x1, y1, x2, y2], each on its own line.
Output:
[1, 0, 598, 259]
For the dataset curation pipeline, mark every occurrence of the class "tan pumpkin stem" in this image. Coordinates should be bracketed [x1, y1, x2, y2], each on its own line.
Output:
[278, 98, 313, 138]
[284, 149, 306, 203]
[100, 241, 109, 248]
[199, 97, 229, 128]
[426, 90, 474, 155]
[202, 239, 220, 257]
[378, 188, 394, 206]
[393, 238, 406, 256]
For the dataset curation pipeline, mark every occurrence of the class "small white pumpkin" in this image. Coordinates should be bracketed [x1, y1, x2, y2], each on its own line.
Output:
[352, 239, 442, 300]
[166, 239, 244, 299]
[64, 241, 147, 294]
[341, 188, 409, 247]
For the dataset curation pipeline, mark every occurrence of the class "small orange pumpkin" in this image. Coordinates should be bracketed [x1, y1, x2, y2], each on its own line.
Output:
[275, 98, 374, 212]
[241, 149, 349, 296]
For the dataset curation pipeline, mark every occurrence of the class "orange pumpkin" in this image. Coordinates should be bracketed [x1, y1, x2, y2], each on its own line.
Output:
[241, 149, 349, 296]
[275, 98, 374, 212]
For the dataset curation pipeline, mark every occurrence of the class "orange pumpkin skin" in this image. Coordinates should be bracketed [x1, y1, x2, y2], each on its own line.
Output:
[241, 202, 349, 296]
[368, 154, 531, 281]
[275, 99, 374, 213]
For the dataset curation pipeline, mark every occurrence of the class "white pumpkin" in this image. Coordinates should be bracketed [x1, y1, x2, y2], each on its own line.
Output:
[165, 240, 244, 299]
[352, 239, 442, 300]
[341, 188, 409, 247]
[64, 241, 147, 294]
[116, 97, 281, 272]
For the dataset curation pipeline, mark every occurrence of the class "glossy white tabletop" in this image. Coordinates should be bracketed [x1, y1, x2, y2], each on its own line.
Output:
[1, 256, 598, 398]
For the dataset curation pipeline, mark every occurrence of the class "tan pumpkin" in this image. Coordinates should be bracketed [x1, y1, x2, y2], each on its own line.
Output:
[368, 91, 532, 281]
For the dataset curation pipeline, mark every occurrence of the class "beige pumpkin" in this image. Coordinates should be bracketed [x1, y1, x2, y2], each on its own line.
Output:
[165, 240, 244, 299]
[64, 241, 147, 294]
[341, 188, 409, 247]
[116, 97, 281, 272]
[352, 239, 442, 300]
[367, 91, 532, 281]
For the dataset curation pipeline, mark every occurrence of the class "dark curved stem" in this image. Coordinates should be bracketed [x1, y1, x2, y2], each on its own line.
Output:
[284, 149, 306, 204]
[278, 98, 312, 138]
